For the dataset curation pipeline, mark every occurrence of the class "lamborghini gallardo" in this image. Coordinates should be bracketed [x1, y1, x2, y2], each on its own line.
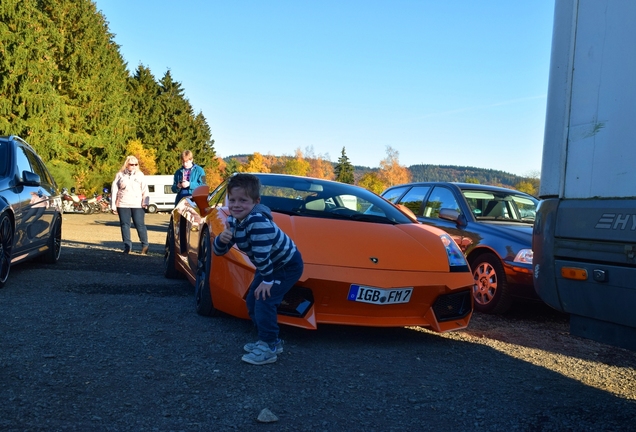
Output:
[164, 174, 473, 332]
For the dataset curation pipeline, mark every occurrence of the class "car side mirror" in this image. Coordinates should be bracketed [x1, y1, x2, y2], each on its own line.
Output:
[439, 208, 464, 226]
[22, 170, 41, 186]
[191, 185, 211, 214]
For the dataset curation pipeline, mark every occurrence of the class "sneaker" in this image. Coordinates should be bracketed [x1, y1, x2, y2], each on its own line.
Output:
[241, 341, 278, 365]
[123, 246, 130, 254]
[141, 245, 149, 255]
[244, 339, 283, 354]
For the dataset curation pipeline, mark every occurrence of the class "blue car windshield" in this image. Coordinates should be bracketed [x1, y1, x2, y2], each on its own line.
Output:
[462, 189, 538, 222]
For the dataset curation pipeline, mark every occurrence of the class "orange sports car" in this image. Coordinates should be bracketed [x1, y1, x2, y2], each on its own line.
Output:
[164, 174, 473, 332]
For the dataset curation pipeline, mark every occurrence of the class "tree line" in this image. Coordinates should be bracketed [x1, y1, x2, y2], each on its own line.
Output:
[225, 149, 539, 196]
[0, 0, 216, 192]
[0, 0, 538, 197]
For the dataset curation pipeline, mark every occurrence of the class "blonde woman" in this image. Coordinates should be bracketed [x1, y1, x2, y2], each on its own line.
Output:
[111, 156, 150, 254]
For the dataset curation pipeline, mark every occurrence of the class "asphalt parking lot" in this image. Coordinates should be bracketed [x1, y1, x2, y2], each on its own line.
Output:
[0, 212, 634, 431]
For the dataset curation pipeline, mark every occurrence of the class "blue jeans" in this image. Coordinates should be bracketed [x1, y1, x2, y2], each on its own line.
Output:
[117, 207, 149, 250]
[175, 190, 190, 205]
[246, 251, 304, 346]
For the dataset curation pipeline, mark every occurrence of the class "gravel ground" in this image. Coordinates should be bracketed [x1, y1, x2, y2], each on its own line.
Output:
[0, 212, 635, 431]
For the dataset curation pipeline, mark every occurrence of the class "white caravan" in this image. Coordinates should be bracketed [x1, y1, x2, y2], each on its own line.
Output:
[144, 175, 177, 213]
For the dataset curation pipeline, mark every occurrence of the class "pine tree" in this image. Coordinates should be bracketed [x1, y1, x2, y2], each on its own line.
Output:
[43, 0, 134, 190]
[0, 0, 65, 160]
[225, 159, 242, 177]
[1, 0, 218, 192]
[334, 147, 354, 184]
[129, 68, 216, 176]
[191, 111, 216, 171]
[129, 65, 162, 154]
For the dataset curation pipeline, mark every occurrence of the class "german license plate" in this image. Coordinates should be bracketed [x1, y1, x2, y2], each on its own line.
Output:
[347, 284, 413, 305]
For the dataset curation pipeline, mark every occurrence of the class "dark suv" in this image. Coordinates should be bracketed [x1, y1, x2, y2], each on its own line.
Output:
[382, 182, 538, 314]
[0, 135, 62, 288]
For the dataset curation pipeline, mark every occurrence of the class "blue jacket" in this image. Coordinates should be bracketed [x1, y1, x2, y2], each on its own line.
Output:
[172, 164, 206, 204]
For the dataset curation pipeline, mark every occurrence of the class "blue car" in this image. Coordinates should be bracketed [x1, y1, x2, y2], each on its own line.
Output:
[0, 135, 62, 288]
[382, 182, 538, 314]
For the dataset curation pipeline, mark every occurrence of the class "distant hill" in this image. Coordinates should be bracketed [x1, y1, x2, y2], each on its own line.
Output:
[223, 155, 529, 188]
[354, 164, 529, 188]
[406, 164, 527, 188]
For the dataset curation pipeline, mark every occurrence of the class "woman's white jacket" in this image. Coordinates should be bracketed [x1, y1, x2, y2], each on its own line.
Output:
[111, 170, 149, 210]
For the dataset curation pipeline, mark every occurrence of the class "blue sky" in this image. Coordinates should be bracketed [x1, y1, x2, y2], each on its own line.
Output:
[94, 1, 555, 177]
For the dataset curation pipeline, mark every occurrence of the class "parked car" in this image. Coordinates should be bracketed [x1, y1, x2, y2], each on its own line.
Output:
[164, 173, 473, 333]
[381, 182, 538, 314]
[0, 135, 62, 288]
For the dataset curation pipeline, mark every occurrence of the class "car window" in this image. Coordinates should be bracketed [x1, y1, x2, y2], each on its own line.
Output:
[396, 186, 430, 216]
[26, 149, 55, 188]
[423, 186, 459, 219]
[512, 196, 537, 220]
[209, 181, 228, 207]
[0, 141, 8, 176]
[382, 186, 410, 204]
[15, 146, 33, 182]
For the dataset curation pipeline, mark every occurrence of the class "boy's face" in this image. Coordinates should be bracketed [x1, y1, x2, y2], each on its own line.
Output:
[227, 187, 259, 221]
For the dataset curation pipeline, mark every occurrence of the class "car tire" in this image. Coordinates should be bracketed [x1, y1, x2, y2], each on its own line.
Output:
[0, 212, 14, 289]
[146, 204, 157, 214]
[163, 220, 182, 279]
[471, 252, 512, 314]
[194, 228, 217, 317]
[40, 216, 62, 264]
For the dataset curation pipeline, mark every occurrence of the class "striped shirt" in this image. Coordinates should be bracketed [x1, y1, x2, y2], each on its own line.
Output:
[213, 204, 298, 283]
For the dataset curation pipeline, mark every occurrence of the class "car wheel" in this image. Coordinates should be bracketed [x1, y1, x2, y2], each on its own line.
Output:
[163, 220, 182, 279]
[471, 252, 512, 314]
[40, 216, 62, 264]
[146, 204, 157, 214]
[0, 212, 14, 288]
[194, 228, 217, 316]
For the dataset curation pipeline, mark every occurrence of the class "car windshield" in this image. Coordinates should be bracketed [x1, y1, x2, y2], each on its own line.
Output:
[461, 189, 538, 222]
[219, 175, 414, 225]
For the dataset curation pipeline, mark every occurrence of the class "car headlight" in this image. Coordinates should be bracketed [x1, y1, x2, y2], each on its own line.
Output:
[514, 248, 533, 264]
[439, 234, 468, 267]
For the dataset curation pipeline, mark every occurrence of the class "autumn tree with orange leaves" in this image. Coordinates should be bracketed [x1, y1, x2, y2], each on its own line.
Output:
[377, 146, 411, 188]
[304, 146, 334, 179]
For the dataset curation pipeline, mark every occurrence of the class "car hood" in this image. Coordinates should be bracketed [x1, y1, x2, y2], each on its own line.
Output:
[273, 214, 451, 272]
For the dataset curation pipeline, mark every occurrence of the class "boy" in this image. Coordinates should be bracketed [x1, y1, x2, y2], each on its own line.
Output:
[213, 174, 304, 365]
[171, 150, 206, 205]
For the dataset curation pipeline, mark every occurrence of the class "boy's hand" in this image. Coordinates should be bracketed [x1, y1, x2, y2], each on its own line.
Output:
[218, 221, 233, 244]
[254, 282, 273, 300]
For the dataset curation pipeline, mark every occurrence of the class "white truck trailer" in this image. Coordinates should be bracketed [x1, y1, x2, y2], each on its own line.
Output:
[533, 0, 636, 350]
